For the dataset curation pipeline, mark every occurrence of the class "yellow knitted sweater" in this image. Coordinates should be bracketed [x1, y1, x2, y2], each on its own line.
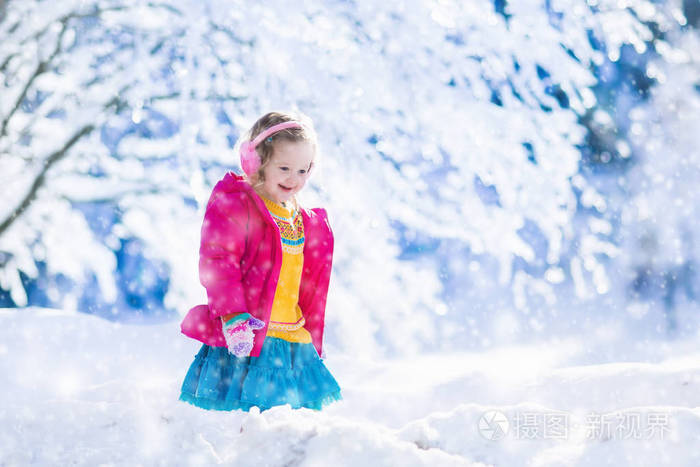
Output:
[260, 196, 312, 343]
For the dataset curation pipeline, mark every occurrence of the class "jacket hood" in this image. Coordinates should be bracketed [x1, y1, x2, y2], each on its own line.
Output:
[218, 171, 253, 193]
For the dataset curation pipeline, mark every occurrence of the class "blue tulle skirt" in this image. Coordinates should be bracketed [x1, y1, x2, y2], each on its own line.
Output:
[179, 336, 342, 412]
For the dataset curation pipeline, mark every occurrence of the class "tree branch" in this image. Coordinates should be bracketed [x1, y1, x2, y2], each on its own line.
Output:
[1, 3, 145, 138]
[0, 21, 66, 138]
[0, 123, 94, 237]
[60, 183, 181, 204]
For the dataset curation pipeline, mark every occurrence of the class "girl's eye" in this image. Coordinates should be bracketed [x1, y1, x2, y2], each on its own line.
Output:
[299, 169, 307, 174]
[279, 167, 289, 171]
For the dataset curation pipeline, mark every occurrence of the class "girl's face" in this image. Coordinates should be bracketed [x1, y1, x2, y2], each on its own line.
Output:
[256, 140, 315, 205]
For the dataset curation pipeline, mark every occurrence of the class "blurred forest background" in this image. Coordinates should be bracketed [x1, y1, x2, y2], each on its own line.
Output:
[1, 0, 699, 359]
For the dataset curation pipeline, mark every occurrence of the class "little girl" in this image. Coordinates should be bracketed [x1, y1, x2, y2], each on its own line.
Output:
[179, 111, 342, 412]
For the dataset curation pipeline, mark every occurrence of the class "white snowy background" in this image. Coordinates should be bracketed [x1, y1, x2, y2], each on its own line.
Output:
[1, 0, 699, 465]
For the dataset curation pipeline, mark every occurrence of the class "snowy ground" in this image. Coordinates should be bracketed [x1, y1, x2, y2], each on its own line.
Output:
[1, 307, 700, 466]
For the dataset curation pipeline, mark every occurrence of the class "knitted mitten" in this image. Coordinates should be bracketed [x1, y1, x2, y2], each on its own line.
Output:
[221, 313, 265, 357]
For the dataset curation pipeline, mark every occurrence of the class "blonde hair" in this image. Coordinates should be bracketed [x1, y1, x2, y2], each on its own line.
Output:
[241, 111, 319, 188]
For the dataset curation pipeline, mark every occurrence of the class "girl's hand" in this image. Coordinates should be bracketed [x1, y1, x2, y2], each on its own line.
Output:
[221, 314, 265, 357]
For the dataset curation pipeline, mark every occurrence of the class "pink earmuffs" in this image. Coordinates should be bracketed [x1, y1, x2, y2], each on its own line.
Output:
[239, 121, 304, 177]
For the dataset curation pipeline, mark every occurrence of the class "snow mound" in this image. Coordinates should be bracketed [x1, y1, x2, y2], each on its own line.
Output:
[0, 308, 480, 466]
[2, 307, 699, 466]
[397, 403, 700, 466]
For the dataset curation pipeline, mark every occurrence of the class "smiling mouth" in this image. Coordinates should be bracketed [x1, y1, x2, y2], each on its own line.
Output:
[279, 184, 293, 191]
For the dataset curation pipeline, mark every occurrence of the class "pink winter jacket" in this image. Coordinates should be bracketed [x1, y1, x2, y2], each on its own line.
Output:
[180, 171, 334, 358]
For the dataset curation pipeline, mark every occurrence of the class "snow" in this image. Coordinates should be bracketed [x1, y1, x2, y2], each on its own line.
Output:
[2, 307, 699, 466]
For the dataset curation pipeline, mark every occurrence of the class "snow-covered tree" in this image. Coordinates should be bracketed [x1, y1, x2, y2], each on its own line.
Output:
[0, 0, 689, 356]
[0, 0, 254, 316]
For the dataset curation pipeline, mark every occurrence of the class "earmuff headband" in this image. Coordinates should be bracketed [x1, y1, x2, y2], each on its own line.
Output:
[240, 121, 304, 177]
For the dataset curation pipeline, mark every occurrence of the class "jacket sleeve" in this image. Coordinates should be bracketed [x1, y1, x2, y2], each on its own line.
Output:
[199, 187, 250, 321]
[299, 207, 334, 359]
